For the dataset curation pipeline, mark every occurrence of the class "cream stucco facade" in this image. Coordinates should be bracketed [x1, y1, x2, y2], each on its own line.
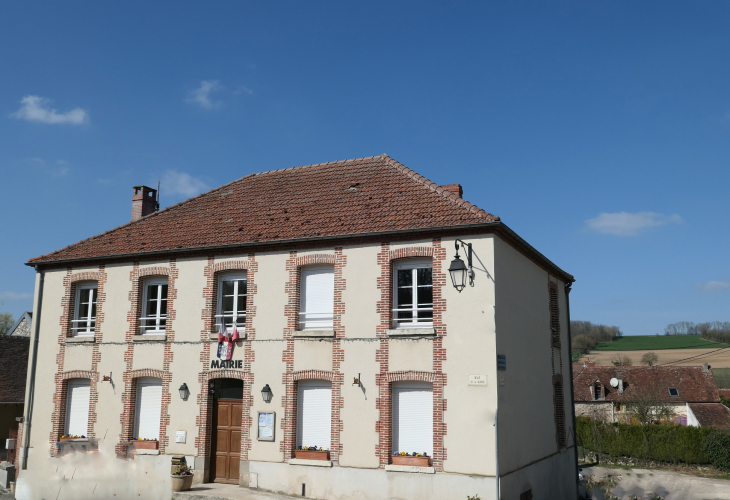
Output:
[17, 232, 577, 500]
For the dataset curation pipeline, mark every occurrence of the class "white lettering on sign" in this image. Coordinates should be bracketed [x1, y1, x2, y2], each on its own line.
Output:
[468, 374, 487, 386]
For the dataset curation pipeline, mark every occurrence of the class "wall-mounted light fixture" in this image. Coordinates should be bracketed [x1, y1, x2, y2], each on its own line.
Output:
[448, 239, 475, 292]
[261, 384, 273, 403]
[179, 383, 190, 401]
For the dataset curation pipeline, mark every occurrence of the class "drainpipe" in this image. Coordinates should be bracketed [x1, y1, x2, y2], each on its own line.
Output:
[564, 282, 579, 490]
[494, 407, 499, 500]
[21, 266, 44, 470]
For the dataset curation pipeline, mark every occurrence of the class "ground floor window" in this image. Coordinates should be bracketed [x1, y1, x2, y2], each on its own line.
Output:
[65, 379, 91, 436]
[296, 380, 332, 450]
[392, 381, 432, 455]
[134, 377, 162, 440]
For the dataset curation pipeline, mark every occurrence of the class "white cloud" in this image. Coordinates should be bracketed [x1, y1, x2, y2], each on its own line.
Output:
[585, 212, 683, 236]
[11, 95, 88, 124]
[233, 85, 254, 96]
[185, 80, 224, 109]
[0, 291, 33, 300]
[161, 170, 210, 197]
[695, 281, 730, 292]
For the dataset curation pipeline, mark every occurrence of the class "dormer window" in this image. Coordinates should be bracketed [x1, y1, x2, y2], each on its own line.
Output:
[593, 381, 604, 400]
[668, 387, 679, 398]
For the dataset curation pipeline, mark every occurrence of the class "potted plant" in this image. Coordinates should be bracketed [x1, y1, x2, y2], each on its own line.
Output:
[171, 464, 193, 492]
[60, 434, 86, 442]
[132, 438, 159, 450]
[294, 446, 330, 461]
[392, 451, 430, 466]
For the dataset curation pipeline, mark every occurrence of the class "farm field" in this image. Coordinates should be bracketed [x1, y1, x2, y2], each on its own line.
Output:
[582, 348, 730, 368]
[593, 335, 729, 351]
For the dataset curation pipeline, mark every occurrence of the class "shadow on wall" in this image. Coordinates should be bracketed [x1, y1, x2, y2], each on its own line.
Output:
[16, 449, 171, 500]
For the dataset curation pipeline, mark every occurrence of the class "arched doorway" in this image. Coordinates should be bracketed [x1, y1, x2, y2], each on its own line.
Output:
[209, 378, 243, 483]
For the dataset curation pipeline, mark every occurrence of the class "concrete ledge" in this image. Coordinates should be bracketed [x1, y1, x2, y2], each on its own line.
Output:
[288, 458, 333, 467]
[134, 449, 160, 455]
[385, 464, 435, 474]
[65, 336, 95, 343]
[386, 328, 436, 337]
[208, 333, 247, 341]
[292, 330, 336, 338]
[132, 334, 167, 341]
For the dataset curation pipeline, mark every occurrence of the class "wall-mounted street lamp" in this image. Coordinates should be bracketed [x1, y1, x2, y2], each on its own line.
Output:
[448, 239, 475, 292]
[179, 383, 190, 401]
[261, 384, 273, 403]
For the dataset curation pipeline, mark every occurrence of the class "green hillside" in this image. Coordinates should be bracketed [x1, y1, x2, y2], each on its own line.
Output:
[593, 335, 729, 351]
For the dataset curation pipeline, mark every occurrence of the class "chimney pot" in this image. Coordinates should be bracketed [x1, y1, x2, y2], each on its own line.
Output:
[440, 184, 463, 198]
[131, 185, 158, 221]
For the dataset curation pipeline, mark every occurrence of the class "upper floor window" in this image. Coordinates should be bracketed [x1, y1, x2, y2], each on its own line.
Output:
[140, 278, 168, 334]
[299, 265, 334, 330]
[393, 260, 433, 328]
[72, 283, 97, 337]
[217, 272, 247, 332]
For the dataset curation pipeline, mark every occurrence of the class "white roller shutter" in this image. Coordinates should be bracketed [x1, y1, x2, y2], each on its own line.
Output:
[65, 379, 91, 436]
[134, 378, 162, 440]
[296, 380, 332, 449]
[300, 266, 334, 329]
[392, 381, 433, 455]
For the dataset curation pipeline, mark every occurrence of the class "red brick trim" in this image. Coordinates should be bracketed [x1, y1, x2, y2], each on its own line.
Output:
[158, 261, 178, 455]
[213, 260, 251, 273]
[330, 248, 346, 463]
[375, 244, 391, 467]
[118, 371, 165, 448]
[280, 252, 298, 459]
[386, 371, 434, 383]
[388, 247, 433, 261]
[130, 369, 164, 379]
[62, 370, 98, 381]
[204, 370, 249, 382]
[70, 272, 102, 283]
[295, 254, 336, 267]
[292, 370, 335, 382]
[135, 266, 171, 278]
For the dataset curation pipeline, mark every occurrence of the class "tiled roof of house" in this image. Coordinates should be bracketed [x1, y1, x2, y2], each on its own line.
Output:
[573, 366, 720, 403]
[719, 388, 730, 399]
[29, 155, 500, 264]
[0, 336, 30, 403]
[688, 403, 730, 428]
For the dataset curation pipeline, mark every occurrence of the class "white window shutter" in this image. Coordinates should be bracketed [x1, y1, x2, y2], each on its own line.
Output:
[296, 380, 332, 449]
[300, 266, 334, 329]
[65, 379, 91, 436]
[134, 378, 162, 440]
[392, 382, 433, 455]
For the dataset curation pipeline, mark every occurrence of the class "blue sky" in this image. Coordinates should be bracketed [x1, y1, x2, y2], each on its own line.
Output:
[1, 2, 728, 335]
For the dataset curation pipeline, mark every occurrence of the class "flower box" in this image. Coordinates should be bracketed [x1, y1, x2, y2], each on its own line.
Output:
[59, 437, 87, 442]
[392, 455, 430, 467]
[294, 450, 330, 461]
[132, 440, 159, 450]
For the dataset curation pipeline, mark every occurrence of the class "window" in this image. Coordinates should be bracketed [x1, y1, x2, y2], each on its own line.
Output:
[393, 260, 433, 328]
[140, 279, 168, 334]
[216, 272, 247, 332]
[72, 283, 97, 337]
[65, 379, 90, 437]
[296, 380, 332, 450]
[668, 387, 679, 397]
[392, 381, 432, 455]
[593, 381, 603, 400]
[134, 378, 162, 440]
[299, 265, 334, 330]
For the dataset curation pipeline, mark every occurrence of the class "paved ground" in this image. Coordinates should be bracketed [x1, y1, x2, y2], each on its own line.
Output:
[173, 483, 300, 500]
[581, 466, 730, 500]
[582, 348, 730, 368]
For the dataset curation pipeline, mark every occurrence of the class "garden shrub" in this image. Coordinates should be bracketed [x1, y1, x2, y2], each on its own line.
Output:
[704, 430, 730, 472]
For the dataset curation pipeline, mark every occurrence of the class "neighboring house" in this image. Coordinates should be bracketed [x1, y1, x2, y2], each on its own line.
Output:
[8, 312, 32, 337]
[18, 155, 577, 500]
[0, 335, 30, 464]
[573, 365, 730, 428]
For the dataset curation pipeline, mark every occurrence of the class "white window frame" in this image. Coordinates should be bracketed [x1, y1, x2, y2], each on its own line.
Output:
[64, 379, 91, 437]
[392, 259, 433, 328]
[133, 377, 163, 440]
[299, 265, 334, 330]
[296, 380, 332, 450]
[140, 278, 168, 334]
[216, 272, 247, 332]
[72, 282, 97, 337]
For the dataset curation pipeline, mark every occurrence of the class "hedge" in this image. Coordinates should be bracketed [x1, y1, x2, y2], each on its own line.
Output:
[704, 431, 730, 472]
[576, 417, 714, 464]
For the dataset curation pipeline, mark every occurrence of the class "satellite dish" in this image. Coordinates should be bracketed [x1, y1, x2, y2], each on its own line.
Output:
[610, 378, 619, 388]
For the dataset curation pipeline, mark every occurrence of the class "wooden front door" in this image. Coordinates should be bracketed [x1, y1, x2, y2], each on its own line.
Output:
[211, 399, 242, 483]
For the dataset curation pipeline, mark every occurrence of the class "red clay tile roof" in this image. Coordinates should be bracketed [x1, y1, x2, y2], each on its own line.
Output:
[688, 403, 730, 428]
[573, 366, 720, 403]
[29, 155, 500, 264]
[719, 389, 730, 399]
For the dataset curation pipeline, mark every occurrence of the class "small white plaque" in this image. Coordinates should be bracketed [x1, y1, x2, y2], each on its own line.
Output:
[176, 431, 186, 443]
[468, 374, 487, 386]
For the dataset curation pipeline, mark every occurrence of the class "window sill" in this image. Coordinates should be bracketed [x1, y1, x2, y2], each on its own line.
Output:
[134, 449, 160, 455]
[288, 458, 332, 467]
[132, 334, 167, 342]
[385, 465, 435, 474]
[208, 332, 247, 341]
[293, 330, 336, 338]
[65, 336, 95, 343]
[387, 328, 435, 337]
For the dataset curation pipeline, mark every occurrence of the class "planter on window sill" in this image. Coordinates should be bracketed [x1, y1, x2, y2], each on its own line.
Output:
[391, 455, 431, 467]
[131, 440, 159, 450]
[59, 437, 88, 442]
[294, 450, 330, 461]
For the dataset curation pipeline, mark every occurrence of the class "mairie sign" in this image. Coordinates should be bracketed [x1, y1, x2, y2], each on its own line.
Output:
[211, 359, 243, 369]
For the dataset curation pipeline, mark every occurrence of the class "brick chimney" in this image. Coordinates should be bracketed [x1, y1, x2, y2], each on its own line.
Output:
[131, 185, 158, 222]
[440, 184, 463, 198]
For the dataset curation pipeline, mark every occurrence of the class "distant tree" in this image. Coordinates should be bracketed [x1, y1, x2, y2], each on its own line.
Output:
[641, 352, 659, 366]
[663, 321, 730, 344]
[611, 353, 633, 366]
[571, 334, 596, 354]
[570, 321, 623, 349]
[0, 301, 14, 335]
